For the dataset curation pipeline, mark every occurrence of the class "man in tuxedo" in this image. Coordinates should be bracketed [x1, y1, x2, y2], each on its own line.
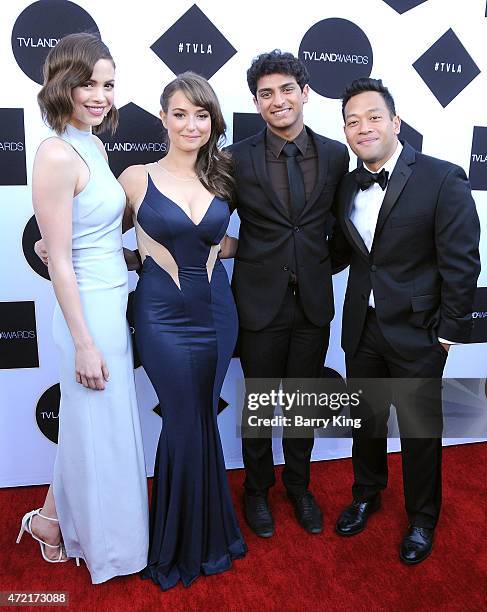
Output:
[229, 50, 349, 537]
[332, 78, 480, 563]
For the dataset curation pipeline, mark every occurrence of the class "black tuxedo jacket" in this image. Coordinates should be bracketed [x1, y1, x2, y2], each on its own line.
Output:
[229, 127, 349, 331]
[332, 141, 481, 360]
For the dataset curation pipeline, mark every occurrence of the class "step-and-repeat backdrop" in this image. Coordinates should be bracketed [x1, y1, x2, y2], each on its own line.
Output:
[1, 0, 486, 487]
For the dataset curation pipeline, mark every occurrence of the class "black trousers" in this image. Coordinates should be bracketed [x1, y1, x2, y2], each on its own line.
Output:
[346, 308, 447, 529]
[239, 286, 330, 498]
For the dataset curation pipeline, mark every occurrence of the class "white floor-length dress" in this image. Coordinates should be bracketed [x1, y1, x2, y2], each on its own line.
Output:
[49, 123, 148, 584]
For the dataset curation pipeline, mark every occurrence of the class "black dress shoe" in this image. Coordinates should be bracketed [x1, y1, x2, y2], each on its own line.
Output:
[335, 495, 381, 536]
[400, 526, 434, 565]
[244, 493, 274, 538]
[288, 491, 323, 534]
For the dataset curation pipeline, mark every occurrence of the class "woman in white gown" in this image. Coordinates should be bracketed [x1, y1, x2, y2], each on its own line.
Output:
[16, 33, 148, 584]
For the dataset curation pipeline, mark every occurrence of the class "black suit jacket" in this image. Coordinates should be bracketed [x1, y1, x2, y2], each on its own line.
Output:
[229, 127, 349, 331]
[332, 141, 481, 360]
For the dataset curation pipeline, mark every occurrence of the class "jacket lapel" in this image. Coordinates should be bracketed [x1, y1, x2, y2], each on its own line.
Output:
[249, 129, 289, 219]
[371, 142, 415, 252]
[341, 172, 369, 260]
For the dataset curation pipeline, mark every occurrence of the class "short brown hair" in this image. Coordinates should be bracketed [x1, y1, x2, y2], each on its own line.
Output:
[37, 32, 118, 135]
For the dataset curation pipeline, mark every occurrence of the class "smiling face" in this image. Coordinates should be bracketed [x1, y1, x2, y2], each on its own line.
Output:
[161, 89, 212, 154]
[70, 58, 115, 131]
[253, 73, 308, 140]
[343, 90, 400, 171]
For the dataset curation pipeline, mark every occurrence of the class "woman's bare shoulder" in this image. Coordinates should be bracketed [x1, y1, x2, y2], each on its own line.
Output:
[35, 137, 77, 165]
[118, 164, 148, 204]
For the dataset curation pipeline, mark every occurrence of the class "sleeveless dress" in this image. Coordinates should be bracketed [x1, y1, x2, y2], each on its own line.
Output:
[134, 170, 246, 590]
[50, 124, 149, 584]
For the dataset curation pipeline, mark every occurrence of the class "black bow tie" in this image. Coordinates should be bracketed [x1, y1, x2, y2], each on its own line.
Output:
[355, 167, 389, 191]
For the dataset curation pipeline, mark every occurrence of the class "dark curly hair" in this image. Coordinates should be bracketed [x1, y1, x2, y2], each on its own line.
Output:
[38, 32, 118, 135]
[161, 72, 234, 204]
[246, 50, 309, 96]
[342, 78, 396, 120]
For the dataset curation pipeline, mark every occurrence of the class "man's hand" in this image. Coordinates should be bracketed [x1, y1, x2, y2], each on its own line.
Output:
[123, 248, 142, 272]
[219, 234, 238, 259]
[34, 238, 49, 266]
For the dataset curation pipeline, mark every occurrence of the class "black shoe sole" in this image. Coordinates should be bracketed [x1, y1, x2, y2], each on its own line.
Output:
[246, 524, 274, 538]
[302, 525, 323, 535]
[254, 529, 274, 538]
[335, 523, 366, 537]
[399, 547, 432, 565]
[295, 512, 323, 534]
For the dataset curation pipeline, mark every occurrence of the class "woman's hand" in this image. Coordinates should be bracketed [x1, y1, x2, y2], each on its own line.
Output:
[75, 344, 110, 390]
[34, 238, 49, 266]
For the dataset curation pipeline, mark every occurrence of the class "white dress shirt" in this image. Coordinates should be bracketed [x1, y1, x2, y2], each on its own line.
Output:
[350, 142, 402, 308]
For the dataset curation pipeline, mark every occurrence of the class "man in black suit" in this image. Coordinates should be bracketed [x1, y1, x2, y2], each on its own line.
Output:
[332, 78, 480, 563]
[229, 50, 349, 537]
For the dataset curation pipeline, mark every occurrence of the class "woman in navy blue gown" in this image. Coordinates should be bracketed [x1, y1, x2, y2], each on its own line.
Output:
[119, 72, 246, 590]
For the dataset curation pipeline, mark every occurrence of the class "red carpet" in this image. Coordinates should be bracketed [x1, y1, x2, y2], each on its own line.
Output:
[1, 443, 486, 611]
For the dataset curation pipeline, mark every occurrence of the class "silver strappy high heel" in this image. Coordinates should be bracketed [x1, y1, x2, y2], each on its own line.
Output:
[16, 508, 68, 563]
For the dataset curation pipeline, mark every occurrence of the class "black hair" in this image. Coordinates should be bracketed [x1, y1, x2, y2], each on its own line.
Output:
[247, 49, 309, 96]
[341, 78, 396, 120]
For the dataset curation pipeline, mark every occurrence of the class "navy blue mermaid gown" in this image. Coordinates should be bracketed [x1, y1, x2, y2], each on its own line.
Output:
[133, 172, 246, 590]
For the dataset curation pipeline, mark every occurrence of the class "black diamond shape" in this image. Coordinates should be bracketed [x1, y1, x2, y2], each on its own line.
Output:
[0, 301, 39, 369]
[232, 113, 266, 144]
[98, 102, 167, 177]
[150, 4, 236, 79]
[468, 126, 487, 191]
[217, 397, 229, 415]
[382, 0, 428, 13]
[0, 108, 26, 185]
[399, 120, 423, 152]
[413, 29, 480, 108]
